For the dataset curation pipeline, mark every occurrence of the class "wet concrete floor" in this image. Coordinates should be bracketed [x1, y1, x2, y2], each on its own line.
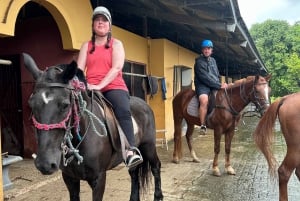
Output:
[4, 116, 300, 201]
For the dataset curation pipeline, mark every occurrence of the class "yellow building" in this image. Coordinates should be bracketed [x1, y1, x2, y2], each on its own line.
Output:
[0, 0, 203, 159]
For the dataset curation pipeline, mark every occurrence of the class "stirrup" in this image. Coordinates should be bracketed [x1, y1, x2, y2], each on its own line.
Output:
[125, 147, 143, 169]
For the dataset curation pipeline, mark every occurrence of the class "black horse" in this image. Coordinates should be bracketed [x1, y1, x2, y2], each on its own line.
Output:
[23, 53, 163, 201]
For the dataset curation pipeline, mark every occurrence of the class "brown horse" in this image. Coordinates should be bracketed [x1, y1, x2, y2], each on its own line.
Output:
[253, 92, 300, 201]
[172, 75, 271, 176]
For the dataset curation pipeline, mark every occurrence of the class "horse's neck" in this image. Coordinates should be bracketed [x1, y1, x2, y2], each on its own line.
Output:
[221, 84, 250, 113]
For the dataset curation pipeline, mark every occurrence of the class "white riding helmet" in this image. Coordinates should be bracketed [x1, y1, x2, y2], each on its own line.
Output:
[92, 6, 112, 25]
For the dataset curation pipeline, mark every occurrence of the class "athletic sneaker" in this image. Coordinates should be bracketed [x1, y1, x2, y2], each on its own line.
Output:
[125, 147, 143, 169]
[199, 125, 207, 135]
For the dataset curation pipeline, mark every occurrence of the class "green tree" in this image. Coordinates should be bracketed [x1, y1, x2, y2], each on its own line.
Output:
[281, 22, 300, 93]
[250, 20, 291, 97]
[280, 53, 300, 93]
[286, 21, 300, 54]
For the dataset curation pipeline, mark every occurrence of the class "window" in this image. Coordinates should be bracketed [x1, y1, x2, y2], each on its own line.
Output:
[123, 61, 146, 100]
[173, 65, 192, 96]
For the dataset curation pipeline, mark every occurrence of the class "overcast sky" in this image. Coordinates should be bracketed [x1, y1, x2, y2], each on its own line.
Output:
[237, 0, 300, 28]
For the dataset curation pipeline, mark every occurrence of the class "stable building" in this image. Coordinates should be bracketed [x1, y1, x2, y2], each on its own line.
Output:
[0, 0, 267, 158]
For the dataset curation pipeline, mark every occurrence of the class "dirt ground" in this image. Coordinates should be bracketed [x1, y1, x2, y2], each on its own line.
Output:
[3, 123, 300, 201]
[3, 128, 218, 201]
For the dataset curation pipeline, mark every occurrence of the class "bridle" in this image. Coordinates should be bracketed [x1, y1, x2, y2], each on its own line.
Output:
[220, 78, 269, 116]
[31, 80, 84, 131]
[30, 77, 107, 166]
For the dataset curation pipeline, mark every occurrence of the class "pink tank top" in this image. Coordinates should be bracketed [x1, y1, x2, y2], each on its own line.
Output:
[86, 38, 128, 92]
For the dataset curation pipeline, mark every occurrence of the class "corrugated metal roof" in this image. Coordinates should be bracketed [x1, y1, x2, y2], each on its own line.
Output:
[91, 0, 268, 78]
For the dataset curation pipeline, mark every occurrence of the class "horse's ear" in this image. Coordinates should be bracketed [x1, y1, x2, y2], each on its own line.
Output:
[62, 60, 78, 83]
[22, 53, 42, 80]
[255, 74, 260, 83]
[265, 74, 272, 82]
[76, 68, 87, 86]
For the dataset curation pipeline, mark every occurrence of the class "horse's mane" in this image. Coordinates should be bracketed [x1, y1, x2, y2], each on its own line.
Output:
[223, 76, 255, 90]
[233, 76, 254, 84]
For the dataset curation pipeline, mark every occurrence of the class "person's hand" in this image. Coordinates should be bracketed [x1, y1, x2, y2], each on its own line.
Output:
[221, 83, 228, 88]
[87, 83, 101, 90]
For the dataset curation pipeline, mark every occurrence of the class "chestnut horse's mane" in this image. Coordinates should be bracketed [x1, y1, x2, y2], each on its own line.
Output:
[233, 76, 254, 84]
[226, 76, 254, 89]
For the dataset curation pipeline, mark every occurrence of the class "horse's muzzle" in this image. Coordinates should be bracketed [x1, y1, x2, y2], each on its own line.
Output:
[34, 154, 60, 175]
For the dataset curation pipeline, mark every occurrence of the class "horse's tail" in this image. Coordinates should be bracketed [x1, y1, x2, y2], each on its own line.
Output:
[253, 98, 282, 180]
[138, 159, 153, 195]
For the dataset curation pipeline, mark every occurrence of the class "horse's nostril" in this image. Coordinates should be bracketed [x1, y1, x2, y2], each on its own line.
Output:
[51, 163, 58, 170]
[34, 157, 59, 175]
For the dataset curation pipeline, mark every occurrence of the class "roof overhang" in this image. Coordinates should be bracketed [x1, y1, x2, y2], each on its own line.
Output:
[91, 0, 268, 78]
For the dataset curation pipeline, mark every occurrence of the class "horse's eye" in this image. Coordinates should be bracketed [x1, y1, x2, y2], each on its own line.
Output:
[28, 97, 34, 108]
[60, 99, 70, 110]
[28, 94, 40, 108]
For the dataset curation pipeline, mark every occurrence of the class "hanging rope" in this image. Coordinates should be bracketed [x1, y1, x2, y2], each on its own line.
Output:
[77, 92, 107, 137]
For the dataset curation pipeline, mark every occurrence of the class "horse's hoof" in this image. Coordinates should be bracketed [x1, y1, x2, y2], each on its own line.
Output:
[192, 158, 200, 163]
[226, 166, 236, 175]
[172, 158, 180, 164]
[191, 151, 200, 163]
[212, 167, 221, 177]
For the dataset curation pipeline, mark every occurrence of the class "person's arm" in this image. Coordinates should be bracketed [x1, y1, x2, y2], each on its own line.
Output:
[77, 42, 89, 72]
[88, 39, 125, 90]
[194, 59, 221, 89]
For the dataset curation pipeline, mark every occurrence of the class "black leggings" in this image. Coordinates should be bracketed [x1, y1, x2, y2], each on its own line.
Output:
[102, 89, 135, 146]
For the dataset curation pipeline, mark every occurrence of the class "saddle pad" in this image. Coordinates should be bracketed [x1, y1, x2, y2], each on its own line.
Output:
[187, 95, 199, 117]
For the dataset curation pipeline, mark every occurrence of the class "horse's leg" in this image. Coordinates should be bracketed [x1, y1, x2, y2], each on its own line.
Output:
[87, 171, 107, 201]
[278, 162, 293, 201]
[62, 172, 80, 201]
[129, 168, 140, 201]
[224, 130, 236, 175]
[185, 123, 199, 162]
[150, 163, 164, 201]
[212, 129, 222, 177]
[172, 115, 184, 163]
[149, 156, 164, 201]
[278, 151, 299, 201]
[295, 164, 300, 181]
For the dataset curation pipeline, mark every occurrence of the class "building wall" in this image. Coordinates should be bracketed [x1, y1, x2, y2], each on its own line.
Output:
[149, 39, 198, 140]
[0, 0, 200, 156]
[0, 0, 92, 49]
[112, 26, 148, 64]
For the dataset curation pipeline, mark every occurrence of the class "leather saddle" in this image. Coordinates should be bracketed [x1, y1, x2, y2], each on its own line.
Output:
[186, 90, 217, 118]
[87, 90, 124, 152]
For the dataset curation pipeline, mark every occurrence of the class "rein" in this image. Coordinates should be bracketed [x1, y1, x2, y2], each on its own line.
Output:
[217, 78, 268, 116]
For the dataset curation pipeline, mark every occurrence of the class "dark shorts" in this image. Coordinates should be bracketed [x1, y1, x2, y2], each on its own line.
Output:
[195, 85, 211, 97]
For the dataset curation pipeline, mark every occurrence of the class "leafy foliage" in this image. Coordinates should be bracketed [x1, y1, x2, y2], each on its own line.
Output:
[250, 20, 300, 97]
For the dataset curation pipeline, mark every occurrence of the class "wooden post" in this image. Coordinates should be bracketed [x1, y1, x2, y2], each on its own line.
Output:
[0, 117, 4, 200]
[0, 58, 10, 199]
